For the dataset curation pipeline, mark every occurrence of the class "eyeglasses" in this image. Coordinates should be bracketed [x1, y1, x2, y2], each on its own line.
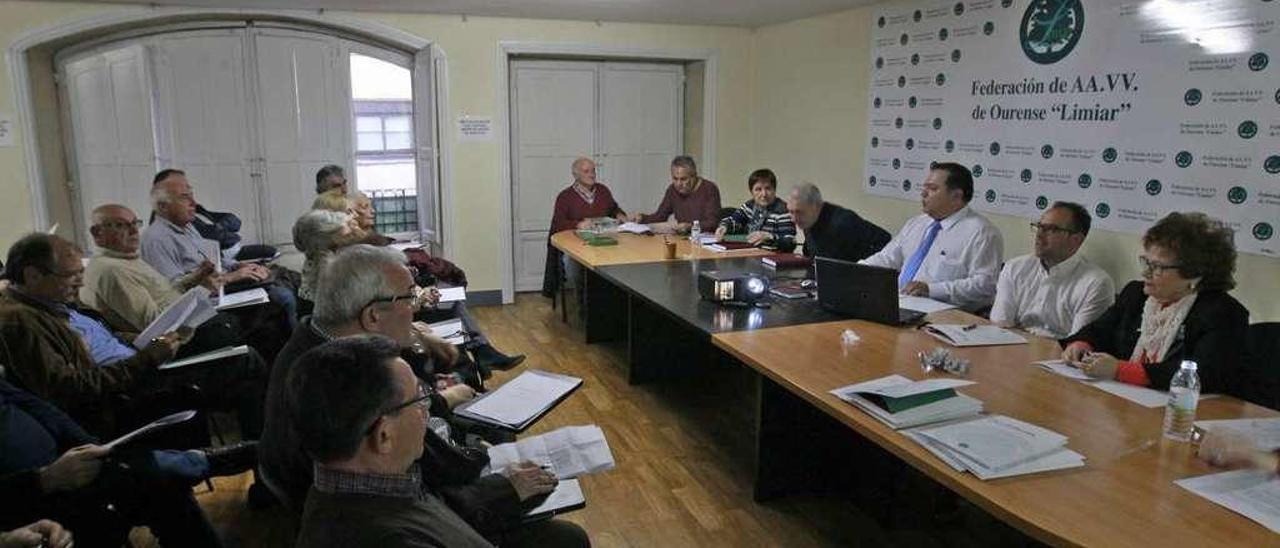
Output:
[365, 380, 431, 433]
[1138, 256, 1181, 275]
[38, 266, 84, 279]
[364, 285, 433, 311]
[96, 219, 143, 231]
[1029, 222, 1078, 235]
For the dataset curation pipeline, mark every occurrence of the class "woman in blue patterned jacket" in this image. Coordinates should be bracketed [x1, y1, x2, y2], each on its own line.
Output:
[714, 168, 798, 252]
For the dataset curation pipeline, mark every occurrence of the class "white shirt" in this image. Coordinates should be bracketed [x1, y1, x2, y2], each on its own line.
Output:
[990, 253, 1116, 339]
[861, 206, 1003, 311]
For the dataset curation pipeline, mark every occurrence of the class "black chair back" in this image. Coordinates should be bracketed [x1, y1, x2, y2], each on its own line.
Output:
[1241, 322, 1280, 410]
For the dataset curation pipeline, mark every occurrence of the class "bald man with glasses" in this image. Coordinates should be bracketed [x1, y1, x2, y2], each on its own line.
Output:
[990, 202, 1115, 338]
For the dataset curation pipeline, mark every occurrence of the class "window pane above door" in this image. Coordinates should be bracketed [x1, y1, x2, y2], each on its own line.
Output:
[351, 52, 418, 235]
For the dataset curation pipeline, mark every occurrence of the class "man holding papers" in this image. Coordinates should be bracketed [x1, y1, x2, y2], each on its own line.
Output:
[289, 336, 589, 547]
[0, 233, 267, 442]
[860, 163, 1003, 312]
[990, 202, 1114, 338]
[143, 171, 298, 328]
[82, 204, 265, 358]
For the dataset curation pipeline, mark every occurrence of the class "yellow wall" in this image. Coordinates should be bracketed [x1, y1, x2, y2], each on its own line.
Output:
[751, 6, 1280, 322]
[1, 1, 1275, 320]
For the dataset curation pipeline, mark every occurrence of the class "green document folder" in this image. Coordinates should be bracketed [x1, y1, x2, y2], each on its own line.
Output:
[860, 388, 957, 414]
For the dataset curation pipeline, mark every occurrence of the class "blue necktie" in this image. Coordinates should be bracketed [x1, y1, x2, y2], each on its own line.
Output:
[899, 220, 942, 288]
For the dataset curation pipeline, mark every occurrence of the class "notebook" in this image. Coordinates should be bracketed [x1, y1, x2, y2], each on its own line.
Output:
[455, 370, 583, 432]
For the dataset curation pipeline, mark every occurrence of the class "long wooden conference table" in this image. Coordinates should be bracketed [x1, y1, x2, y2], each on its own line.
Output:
[550, 230, 1278, 545]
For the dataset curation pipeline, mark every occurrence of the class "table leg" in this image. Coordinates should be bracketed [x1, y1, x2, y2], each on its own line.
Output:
[626, 295, 708, 384]
[583, 268, 627, 344]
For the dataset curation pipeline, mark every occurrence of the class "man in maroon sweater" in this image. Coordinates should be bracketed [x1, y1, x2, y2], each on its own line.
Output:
[548, 158, 628, 234]
[630, 155, 722, 234]
[543, 158, 628, 297]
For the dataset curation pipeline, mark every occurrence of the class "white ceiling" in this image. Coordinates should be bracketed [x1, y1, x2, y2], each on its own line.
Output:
[53, 0, 884, 27]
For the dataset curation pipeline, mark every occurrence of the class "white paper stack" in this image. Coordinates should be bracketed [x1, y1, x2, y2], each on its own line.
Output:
[830, 375, 984, 429]
[923, 324, 1028, 347]
[217, 287, 269, 310]
[1032, 360, 1171, 408]
[617, 222, 653, 235]
[487, 425, 615, 480]
[135, 286, 218, 349]
[427, 319, 467, 345]
[898, 295, 956, 313]
[906, 415, 1086, 480]
[1176, 469, 1280, 533]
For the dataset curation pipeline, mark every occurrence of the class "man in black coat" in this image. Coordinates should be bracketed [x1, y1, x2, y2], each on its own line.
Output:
[787, 182, 891, 263]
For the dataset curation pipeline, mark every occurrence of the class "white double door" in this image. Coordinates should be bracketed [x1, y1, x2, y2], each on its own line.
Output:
[510, 59, 685, 291]
[60, 24, 353, 246]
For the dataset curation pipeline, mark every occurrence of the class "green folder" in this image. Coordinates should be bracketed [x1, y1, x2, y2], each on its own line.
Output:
[859, 388, 957, 414]
[575, 231, 618, 246]
[721, 234, 750, 243]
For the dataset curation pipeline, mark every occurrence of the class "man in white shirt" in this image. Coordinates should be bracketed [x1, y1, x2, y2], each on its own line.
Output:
[861, 163, 1003, 311]
[990, 202, 1114, 338]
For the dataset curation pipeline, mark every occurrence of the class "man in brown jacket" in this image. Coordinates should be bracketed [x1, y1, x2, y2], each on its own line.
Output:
[0, 233, 266, 440]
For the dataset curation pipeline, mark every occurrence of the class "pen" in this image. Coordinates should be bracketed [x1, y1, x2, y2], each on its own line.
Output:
[962, 324, 978, 331]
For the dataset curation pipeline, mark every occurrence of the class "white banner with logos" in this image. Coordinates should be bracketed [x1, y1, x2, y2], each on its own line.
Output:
[864, 0, 1279, 257]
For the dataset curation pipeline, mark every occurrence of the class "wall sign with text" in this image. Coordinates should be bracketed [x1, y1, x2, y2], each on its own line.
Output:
[865, 0, 1278, 257]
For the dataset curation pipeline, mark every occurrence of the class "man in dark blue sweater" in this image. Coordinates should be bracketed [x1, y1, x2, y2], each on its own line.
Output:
[787, 183, 891, 263]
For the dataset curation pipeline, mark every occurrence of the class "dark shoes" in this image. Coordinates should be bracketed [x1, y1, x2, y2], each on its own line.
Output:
[472, 344, 526, 372]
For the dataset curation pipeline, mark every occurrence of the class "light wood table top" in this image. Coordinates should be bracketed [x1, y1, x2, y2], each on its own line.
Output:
[712, 312, 1278, 547]
[550, 230, 773, 270]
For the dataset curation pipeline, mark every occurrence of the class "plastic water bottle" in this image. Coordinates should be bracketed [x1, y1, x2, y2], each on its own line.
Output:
[1162, 360, 1201, 441]
[690, 220, 702, 243]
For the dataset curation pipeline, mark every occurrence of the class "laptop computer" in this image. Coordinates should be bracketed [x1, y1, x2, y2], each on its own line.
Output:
[814, 257, 927, 326]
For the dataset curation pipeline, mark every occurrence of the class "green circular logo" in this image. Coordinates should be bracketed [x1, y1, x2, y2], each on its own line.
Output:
[1036, 196, 1049, 209]
[930, 161, 940, 170]
[933, 118, 943, 130]
[1145, 179, 1162, 195]
[1275, 88, 1279, 105]
[939, 28, 950, 41]
[1021, 169, 1033, 183]
[878, 16, 886, 28]
[914, 10, 923, 22]
[951, 49, 962, 62]
[1227, 186, 1248, 204]
[1020, 0, 1085, 65]
[869, 175, 878, 187]
[895, 117, 904, 128]
[1102, 147, 1117, 163]
[909, 96, 918, 108]
[1175, 151, 1194, 168]
[936, 73, 947, 86]
[955, 3, 966, 16]
[990, 142, 1001, 155]
[985, 189, 997, 203]
[1239, 121, 1258, 139]
[984, 21, 996, 35]
[898, 76, 907, 88]
[1249, 52, 1269, 72]
[1095, 203, 1111, 218]
[1078, 173, 1092, 188]
[973, 164, 984, 178]
[874, 97, 882, 108]
[1002, 0, 1014, 6]
[902, 179, 913, 192]
[901, 33, 910, 46]
[1184, 88, 1201, 106]
[1041, 144, 1054, 159]
[876, 57, 884, 69]
[905, 138, 915, 150]
[872, 137, 879, 148]
[945, 140, 956, 152]
[893, 158, 902, 169]
[1254, 222, 1274, 241]
[1265, 155, 1280, 174]
[911, 53, 921, 65]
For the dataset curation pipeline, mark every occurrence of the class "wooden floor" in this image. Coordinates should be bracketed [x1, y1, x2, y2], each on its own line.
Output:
[139, 294, 1007, 547]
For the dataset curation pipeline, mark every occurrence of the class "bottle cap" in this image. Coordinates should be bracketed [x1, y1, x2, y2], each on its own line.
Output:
[1180, 359, 1198, 370]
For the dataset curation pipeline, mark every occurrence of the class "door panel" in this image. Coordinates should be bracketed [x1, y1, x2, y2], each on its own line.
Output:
[599, 63, 684, 218]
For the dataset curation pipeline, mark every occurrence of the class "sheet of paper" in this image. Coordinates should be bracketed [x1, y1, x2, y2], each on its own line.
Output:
[389, 242, 424, 252]
[488, 425, 616, 479]
[916, 415, 1068, 472]
[217, 287, 269, 310]
[1177, 469, 1280, 533]
[898, 295, 957, 313]
[1195, 418, 1280, 451]
[1034, 359, 1093, 381]
[1091, 380, 1169, 408]
[135, 287, 209, 349]
[437, 286, 466, 303]
[924, 324, 1027, 347]
[159, 345, 249, 371]
[525, 478, 584, 517]
[427, 319, 466, 345]
[103, 410, 198, 450]
[463, 370, 581, 427]
[617, 222, 652, 234]
[859, 377, 976, 399]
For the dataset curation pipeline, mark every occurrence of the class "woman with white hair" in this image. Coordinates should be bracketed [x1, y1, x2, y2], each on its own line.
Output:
[292, 210, 365, 315]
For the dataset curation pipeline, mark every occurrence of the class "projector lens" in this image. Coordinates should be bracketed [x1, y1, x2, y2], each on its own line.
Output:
[746, 277, 766, 294]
